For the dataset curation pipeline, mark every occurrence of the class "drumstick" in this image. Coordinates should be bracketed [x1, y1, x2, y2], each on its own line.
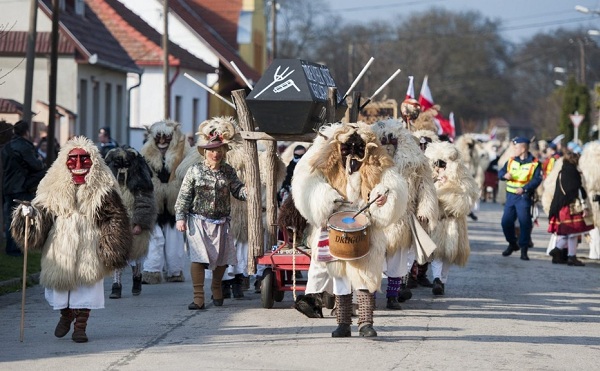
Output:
[346, 189, 390, 222]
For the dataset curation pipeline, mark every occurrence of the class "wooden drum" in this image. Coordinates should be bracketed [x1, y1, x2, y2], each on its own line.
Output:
[327, 211, 369, 260]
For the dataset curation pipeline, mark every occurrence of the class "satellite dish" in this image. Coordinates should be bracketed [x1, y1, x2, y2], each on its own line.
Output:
[88, 53, 98, 65]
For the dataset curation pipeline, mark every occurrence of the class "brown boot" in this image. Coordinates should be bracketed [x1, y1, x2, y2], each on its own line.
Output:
[189, 262, 206, 310]
[357, 290, 377, 337]
[54, 308, 74, 338]
[72, 309, 90, 343]
[211, 266, 227, 306]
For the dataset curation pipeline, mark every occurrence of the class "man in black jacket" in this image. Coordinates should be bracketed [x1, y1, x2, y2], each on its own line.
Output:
[2, 120, 46, 256]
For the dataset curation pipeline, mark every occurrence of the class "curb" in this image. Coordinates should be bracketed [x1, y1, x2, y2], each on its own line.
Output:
[0, 272, 40, 289]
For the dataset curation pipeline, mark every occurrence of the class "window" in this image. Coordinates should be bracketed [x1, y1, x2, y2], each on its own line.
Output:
[174, 95, 182, 123]
[79, 79, 88, 134]
[192, 98, 199, 126]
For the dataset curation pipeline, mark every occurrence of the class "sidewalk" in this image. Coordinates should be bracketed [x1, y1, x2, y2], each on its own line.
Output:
[0, 201, 599, 370]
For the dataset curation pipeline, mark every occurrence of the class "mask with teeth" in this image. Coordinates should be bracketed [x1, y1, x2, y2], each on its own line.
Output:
[66, 148, 93, 184]
[154, 133, 173, 153]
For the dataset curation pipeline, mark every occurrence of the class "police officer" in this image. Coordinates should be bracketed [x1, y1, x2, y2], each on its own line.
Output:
[498, 137, 543, 260]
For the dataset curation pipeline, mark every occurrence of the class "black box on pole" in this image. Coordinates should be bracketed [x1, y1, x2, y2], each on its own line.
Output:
[246, 59, 347, 135]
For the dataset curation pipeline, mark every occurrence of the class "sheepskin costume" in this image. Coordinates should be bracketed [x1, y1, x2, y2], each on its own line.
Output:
[411, 105, 439, 133]
[371, 119, 438, 252]
[140, 120, 189, 283]
[292, 122, 407, 335]
[424, 142, 479, 267]
[105, 146, 157, 297]
[580, 141, 600, 259]
[11, 136, 131, 303]
[541, 157, 564, 216]
[454, 134, 490, 193]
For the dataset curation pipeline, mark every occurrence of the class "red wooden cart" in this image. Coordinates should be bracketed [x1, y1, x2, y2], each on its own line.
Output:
[256, 242, 311, 309]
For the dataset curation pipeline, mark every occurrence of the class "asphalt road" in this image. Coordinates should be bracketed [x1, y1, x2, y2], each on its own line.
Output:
[1, 201, 599, 370]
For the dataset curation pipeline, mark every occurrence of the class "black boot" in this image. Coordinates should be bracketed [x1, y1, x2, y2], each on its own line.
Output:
[221, 279, 233, 299]
[397, 283, 412, 302]
[520, 246, 529, 261]
[417, 263, 433, 287]
[109, 283, 122, 299]
[567, 255, 585, 266]
[386, 297, 402, 310]
[132, 275, 142, 296]
[561, 248, 569, 262]
[549, 247, 567, 264]
[502, 242, 519, 256]
[294, 294, 324, 318]
[232, 274, 244, 299]
[432, 278, 445, 296]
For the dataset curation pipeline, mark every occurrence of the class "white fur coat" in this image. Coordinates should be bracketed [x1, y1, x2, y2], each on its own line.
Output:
[425, 142, 479, 266]
[371, 119, 439, 252]
[292, 122, 408, 292]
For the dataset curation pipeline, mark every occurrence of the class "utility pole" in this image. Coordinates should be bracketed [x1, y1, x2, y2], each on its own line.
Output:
[162, 0, 170, 120]
[577, 38, 586, 86]
[270, 0, 277, 61]
[23, 0, 38, 124]
[46, 0, 59, 166]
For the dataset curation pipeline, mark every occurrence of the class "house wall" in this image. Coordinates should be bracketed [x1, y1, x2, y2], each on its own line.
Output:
[117, 0, 220, 85]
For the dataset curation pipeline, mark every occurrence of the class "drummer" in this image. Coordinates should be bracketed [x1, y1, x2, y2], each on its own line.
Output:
[292, 122, 408, 337]
[175, 130, 247, 310]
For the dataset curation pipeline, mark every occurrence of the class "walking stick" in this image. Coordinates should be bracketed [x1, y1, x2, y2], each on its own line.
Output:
[18, 204, 31, 342]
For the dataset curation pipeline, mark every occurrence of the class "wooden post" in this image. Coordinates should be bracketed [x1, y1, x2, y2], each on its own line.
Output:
[265, 141, 278, 250]
[350, 91, 361, 122]
[327, 87, 338, 123]
[231, 89, 263, 275]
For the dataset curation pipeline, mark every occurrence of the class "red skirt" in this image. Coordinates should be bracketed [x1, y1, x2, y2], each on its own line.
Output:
[548, 205, 594, 235]
[484, 171, 498, 188]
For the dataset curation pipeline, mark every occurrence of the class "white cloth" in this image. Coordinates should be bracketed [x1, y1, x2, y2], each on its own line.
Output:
[45, 280, 104, 310]
[588, 228, 600, 260]
[385, 248, 410, 277]
[225, 240, 248, 278]
[431, 257, 451, 284]
[143, 223, 185, 276]
[332, 275, 367, 296]
[185, 214, 236, 271]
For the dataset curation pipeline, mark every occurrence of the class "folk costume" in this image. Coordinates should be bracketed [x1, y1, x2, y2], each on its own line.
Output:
[371, 119, 438, 309]
[424, 142, 479, 295]
[176, 117, 284, 298]
[544, 144, 592, 266]
[105, 146, 157, 298]
[292, 122, 408, 337]
[11, 136, 131, 343]
[140, 120, 189, 284]
[174, 129, 247, 310]
[499, 137, 543, 260]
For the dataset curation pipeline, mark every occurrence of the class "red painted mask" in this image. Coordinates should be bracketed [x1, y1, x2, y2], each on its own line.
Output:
[66, 148, 92, 184]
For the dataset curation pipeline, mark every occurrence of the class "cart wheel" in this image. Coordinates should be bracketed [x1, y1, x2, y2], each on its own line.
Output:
[261, 268, 275, 309]
[274, 290, 285, 302]
[322, 292, 335, 309]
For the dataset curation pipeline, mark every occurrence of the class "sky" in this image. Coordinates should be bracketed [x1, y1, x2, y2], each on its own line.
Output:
[326, 0, 600, 43]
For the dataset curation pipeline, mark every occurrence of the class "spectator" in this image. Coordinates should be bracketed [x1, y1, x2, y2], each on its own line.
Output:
[97, 126, 118, 158]
[2, 120, 46, 256]
[278, 145, 306, 205]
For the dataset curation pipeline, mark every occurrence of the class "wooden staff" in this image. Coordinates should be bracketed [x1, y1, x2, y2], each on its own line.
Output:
[183, 72, 236, 108]
[19, 210, 31, 342]
[359, 69, 402, 110]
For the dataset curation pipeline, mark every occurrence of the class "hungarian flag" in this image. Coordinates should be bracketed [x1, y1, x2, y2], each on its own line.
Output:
[406, 76, 415, 99]
[418, 75, 434, 112]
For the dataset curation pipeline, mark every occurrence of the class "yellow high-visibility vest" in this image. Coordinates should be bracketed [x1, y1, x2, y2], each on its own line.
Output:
[506, 157, 539, 194]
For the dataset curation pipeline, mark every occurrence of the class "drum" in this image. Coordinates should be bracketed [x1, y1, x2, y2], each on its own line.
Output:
[327, 211, 369, 260]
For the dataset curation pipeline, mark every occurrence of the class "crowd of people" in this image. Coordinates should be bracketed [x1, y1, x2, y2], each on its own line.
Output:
[2, 106, 599, 343]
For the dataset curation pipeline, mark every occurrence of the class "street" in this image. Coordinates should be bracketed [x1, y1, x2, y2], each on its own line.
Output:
[1, 201, 599, 370]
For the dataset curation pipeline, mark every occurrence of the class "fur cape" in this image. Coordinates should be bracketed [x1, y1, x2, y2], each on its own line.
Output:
[424, 142, 479, 266]
[176, 116, 285, 243]
[454, 134, 490, 191]
[292, 122, 408, 292]
[580, 142, 600, 227]
[105, 146, 157, 260]
[371, 119, 439, 252]
[411, 105, 439, 132]
[10, 136, 131, 291]
[141, 120, 189, 217]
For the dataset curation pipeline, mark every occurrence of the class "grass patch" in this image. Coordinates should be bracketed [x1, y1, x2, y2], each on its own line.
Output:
[0, 250, 42, 295]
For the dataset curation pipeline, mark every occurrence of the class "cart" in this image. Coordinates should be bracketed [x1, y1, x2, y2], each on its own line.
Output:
[256, 238, 311, 309]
